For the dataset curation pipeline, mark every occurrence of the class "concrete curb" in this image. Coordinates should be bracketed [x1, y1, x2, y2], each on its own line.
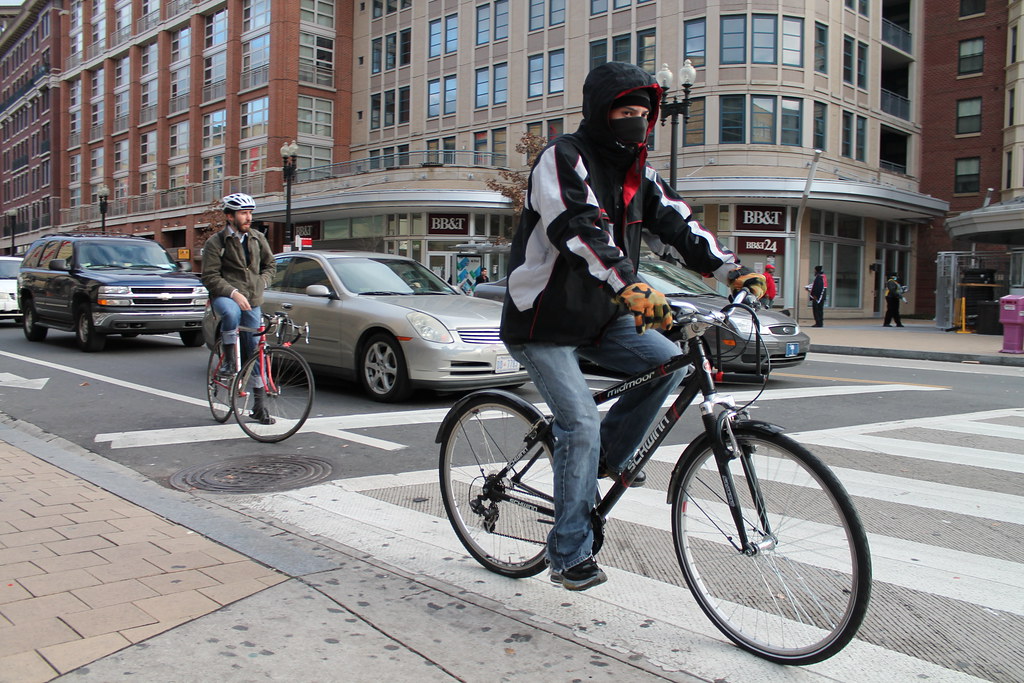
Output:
[810, 344, 1024, 367]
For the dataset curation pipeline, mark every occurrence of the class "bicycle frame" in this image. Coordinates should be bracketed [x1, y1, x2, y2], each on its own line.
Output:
[490, 311, 773, 556]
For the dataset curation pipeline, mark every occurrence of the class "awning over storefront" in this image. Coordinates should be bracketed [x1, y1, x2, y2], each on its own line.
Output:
[254, 188, 510, 224]
[945, 196, 1024, 245]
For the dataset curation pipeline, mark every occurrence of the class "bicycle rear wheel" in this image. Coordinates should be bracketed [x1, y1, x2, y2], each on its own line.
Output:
[206, 341, 232, 423]
[438, 391, 553, 578]
[670, 423, 871, 665]
[232, 346, 315, 443]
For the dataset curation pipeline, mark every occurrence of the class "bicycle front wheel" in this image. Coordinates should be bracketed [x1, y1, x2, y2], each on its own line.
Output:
[670, 424, 871, 665]
[232, 346, 315, 443]
[206, 341, 232, 423]
[438, 391, 554, 578]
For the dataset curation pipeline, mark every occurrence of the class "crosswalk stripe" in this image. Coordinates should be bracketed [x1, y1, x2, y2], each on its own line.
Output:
[793, 433, 1024, 474]
[237, 486, 985, 682]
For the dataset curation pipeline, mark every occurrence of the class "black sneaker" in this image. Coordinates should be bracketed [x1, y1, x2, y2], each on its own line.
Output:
[549, 557, 607, 591]
[599, 462, 647, 487]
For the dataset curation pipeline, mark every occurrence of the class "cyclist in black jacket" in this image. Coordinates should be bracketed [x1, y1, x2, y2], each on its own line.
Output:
[500, 61, 764, 590]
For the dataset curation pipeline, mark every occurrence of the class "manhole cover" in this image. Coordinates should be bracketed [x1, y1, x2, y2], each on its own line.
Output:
[169, 455, 337, 493]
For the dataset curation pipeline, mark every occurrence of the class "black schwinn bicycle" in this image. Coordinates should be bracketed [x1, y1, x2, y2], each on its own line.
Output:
[436, 292, 871, 665]
[206, 310, 315, 443]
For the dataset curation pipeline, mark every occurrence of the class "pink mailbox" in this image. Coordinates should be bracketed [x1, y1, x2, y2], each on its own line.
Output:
[999, 294, 1024, 354]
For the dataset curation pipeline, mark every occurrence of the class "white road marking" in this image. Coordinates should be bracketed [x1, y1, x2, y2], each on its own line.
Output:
[0, 372, 48, 390]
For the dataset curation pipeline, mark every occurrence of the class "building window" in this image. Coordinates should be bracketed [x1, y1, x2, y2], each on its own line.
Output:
[384, 89, 395, 126]
[955, 157, 980, 193]
[369, 93, 380, 129]
[959, 38, 984, 75]
[720, 95, 745, 143]
[782, 17, 802, 67]
[240, 97, 268, 139]
[205, 10, 227, 48]
[428, 19, 441, 58]
[443, 74, 457, 114]
[171, 26, 190, 62]
[1011, 26, 1018, 64]
[548, 49, 564, 93]
[682, 98, 705, 146]
[203, 109, 227, 147]
[495, 1, 509, 40]
[1007, 150, 1013, 189]
[139, 131, 156, 165]
[843, 36, 854, 84]
[475, 68, 489, 108]
[493, 63, 508, 104]
[841, 111, 853, 157]
[813, 101, 827, 150]
[856, 41, 868, 88]
[398, 86, 410, 123]
[299, 33, 334, 87]
[1009, 88, 1016, 126]
[113, 140, 129, 172]
[529, 0, 543, 31]
[590, 39, 607, 70]
[201, 155, 223, 183]
[721, 15, 746, 65]
[960, 0, 985, 17]
[685, 18, 706, 67]
[613, 34, 630, 62]
[427, 79, 440, 117]
[751, 15, 776, 64]
[528, 54, 544, 98]
[243, 0, 270, 31]
[444, 14, 458, 53]
[169, 121, 189, 156]
[781, 97, 802, 145]
[844, 0, 869, 16]
[240, 146, 265, 175]
[300, 0, 334, 28]
[637, 29, 656, 73]
[814, 23, 827, 73]
[750, 96, 775, 143]
[591, 0, 607, 14]
[550, 0, 565, 25]
[957, 97, 982, 134]
[476, 4, 489, 44]
[385, 33, 396, 70]
[855, 115, 866, 161]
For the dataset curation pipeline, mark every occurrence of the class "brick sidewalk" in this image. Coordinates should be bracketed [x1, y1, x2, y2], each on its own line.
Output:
[0, 443, 285, 682]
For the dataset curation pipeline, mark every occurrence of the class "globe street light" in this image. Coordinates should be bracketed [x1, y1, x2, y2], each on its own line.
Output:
[4, 208, 16, 256]
[280, 140, 300, 248]
[656, 60, 698, 190]
[97, 184, 110, 233]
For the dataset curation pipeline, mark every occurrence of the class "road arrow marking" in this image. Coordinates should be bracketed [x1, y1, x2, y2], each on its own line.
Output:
[0, 372, 49, 390]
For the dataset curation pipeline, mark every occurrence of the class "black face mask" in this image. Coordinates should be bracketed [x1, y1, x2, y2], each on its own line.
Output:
[609, 116, 649, 144]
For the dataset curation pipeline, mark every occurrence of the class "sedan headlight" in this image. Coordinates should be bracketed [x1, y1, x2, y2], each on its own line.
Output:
[407, 311, 453, 343]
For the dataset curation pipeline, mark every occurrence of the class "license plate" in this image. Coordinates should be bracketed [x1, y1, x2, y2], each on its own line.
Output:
[495, 355, 520, 374]
[786, 342, 799, 357]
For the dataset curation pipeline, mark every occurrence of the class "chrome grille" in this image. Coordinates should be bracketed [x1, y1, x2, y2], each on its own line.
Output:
[458, 328, 502, 344]
[125, 286, 203, 308]
[767, 324, 797, 336]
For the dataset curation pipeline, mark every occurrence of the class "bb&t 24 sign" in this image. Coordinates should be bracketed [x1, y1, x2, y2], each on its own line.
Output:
[738, 236, 786, 255]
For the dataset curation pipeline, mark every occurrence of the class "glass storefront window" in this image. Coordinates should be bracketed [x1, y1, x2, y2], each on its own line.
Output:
[323, 217, 350, 240]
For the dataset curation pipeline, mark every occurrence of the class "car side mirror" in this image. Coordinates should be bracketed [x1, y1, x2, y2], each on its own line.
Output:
[305, 284, 332, 298]
[48, 258, 69, 271]
[177, 260, 193, 272]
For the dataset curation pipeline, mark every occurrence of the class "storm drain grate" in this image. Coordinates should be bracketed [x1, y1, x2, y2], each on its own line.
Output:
[169, 455, 336, 493]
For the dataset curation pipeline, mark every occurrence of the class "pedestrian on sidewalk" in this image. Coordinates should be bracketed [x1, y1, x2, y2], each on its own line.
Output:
[884, 272, 906, 327]
[807, 265, 827, 327]
[763, 263, 777, 308]
[500, 60, 764, 592]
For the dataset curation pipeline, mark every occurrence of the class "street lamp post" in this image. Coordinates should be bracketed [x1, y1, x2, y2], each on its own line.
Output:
[656, 60, 698, 191]
[280, 140, 299, 248]
[4, 209, 16, 256]
[97, 184, 109, 233]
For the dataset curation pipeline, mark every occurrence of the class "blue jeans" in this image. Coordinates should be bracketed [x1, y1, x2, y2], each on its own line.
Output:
[212, 296, 261, 361]
[506, 315, 685, 572]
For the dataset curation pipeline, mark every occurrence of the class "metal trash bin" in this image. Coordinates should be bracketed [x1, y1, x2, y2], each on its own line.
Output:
[975, 301, 1003, 335]
[999, 294, 1024, 354]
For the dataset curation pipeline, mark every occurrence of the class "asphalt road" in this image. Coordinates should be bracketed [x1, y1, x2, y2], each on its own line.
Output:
[1, 322, 1022, 681]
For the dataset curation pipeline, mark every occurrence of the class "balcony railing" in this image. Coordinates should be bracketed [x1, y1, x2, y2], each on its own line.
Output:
[882, 19, 912, 54]
[0, 63, 51, 116]
[202, 79, 226, 103]
[298, 64, 334, 88]
[65, 52, 82, 71]
[89, 123, 104, 141]
[880, 159, 908, 175]
[881, 89, 911, 120]
[112, 114, 129, 132]
[240, 64, 269, 90]
[168, 92, 190, 114]
[294, 150, 510, 183]
[165, 0, 191, 20]
[68, 132, 81, 148]
[139, 104, 158, 124]
[110, 25, 132, 48]
[85, 39, 106, 62]
[136, 10, 161, 34]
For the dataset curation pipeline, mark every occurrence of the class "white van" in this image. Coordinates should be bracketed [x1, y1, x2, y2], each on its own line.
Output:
[0, 255, 22, 322]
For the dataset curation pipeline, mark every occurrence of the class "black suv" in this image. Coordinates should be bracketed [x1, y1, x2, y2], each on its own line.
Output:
[18, 233, 208, 351]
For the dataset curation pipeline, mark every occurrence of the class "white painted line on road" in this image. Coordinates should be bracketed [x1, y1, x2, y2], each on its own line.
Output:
[0, 349, 209, 407]
[238, 485, 985, 682]
[0, 372, 48, 390]
[794, 434, 1024, 474]
[808, 352, 1024, 377]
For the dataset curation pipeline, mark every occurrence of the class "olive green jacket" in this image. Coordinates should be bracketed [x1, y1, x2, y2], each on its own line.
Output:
[201, 227, 276, 306]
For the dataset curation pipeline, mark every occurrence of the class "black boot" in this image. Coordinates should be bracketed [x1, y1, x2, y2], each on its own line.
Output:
[217, 343, 238, 379]
[251, 387, 276, 425]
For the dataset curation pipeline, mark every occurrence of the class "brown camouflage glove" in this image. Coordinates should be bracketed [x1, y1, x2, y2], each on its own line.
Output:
[728, 267, 767, 299]
[616, 282, 673, 334]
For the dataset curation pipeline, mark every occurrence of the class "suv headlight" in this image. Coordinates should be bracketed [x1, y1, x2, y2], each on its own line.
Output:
[407, 311, 453, 343]
[98, 285, 131, 306]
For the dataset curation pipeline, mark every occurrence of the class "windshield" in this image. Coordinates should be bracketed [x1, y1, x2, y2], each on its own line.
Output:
[638, 260, 721, 297]
[330, 257, 459, 295]
[77, 241, 177, 271]
[0, 260, 18, 279]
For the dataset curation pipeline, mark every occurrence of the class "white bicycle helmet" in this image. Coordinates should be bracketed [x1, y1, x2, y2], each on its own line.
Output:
[222, 193, 256, 211]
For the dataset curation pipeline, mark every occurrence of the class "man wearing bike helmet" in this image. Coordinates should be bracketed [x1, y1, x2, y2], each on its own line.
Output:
[201, 193, 276, 422]
[501, 61, 765, 591]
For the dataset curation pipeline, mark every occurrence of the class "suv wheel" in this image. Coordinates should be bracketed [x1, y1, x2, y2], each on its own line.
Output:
[180, 329, 204, 347]
[75, 304, 106, 352]
[22, 299, 47, 342]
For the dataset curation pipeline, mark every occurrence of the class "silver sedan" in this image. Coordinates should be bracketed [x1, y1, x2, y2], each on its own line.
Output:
[205, 251, 527, 402]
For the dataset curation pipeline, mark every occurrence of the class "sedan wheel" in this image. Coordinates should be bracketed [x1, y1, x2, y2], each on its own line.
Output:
[359, 333, 412, 402]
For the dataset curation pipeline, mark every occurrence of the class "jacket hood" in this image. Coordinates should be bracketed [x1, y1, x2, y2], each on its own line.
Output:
[580, 62, 662, 148]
